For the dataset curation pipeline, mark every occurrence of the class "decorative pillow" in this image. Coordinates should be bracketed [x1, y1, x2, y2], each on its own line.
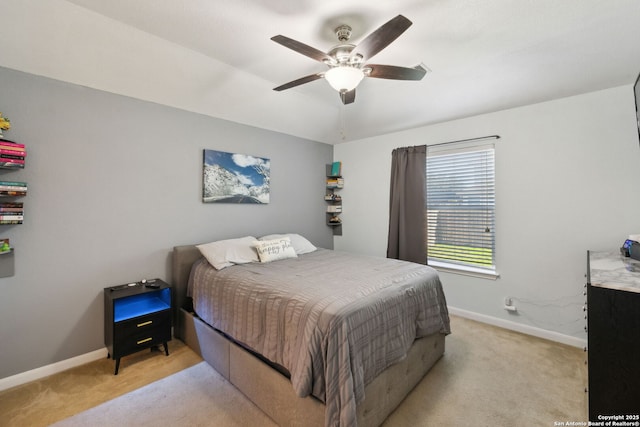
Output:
[196, 236, 259, 270]
[259, 233, 317, 255]
[253, 237, 298, 263]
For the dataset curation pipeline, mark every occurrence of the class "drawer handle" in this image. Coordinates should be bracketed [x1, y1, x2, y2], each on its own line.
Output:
[137, 320, 153, 327]
[137, 337, 152, 345]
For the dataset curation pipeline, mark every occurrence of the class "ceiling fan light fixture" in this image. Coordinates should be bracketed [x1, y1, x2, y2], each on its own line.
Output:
[325, 66, 364, 92]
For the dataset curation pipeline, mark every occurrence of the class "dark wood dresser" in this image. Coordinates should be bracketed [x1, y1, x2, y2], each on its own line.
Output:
[587, 251, 640, 422]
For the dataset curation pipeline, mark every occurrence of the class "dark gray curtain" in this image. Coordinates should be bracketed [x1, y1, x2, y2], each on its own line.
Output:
[386, 145, 427, 264]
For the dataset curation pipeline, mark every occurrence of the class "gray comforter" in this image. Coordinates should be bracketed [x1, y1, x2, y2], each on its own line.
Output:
[189, 248, 450, 427]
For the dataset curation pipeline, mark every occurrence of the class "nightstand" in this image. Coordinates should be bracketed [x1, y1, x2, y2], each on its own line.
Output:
[104, 279, 172, 375]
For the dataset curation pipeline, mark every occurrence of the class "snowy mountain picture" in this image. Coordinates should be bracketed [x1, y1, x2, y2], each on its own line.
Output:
[203, 149, 270, 204]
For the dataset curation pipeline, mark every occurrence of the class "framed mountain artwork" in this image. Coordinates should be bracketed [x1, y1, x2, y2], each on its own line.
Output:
[202, 149, 270, 204]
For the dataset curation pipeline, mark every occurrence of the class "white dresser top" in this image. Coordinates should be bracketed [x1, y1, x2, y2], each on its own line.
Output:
[588, 250, 640, 294]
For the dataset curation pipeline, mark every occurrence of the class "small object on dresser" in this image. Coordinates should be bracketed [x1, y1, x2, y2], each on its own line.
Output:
[629, 241, 640, 261]
[143, 278, 159, 287]
[621, 239, 633, 257]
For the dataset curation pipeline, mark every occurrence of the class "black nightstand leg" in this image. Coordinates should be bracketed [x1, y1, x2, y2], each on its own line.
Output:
[163, 342, 169, 356]
[114, 358, 121, 375]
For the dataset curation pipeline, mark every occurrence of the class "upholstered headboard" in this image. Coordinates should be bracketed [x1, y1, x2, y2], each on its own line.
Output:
[171, 244, 202, 338]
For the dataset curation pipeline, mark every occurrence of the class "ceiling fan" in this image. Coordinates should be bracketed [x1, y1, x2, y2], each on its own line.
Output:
[271, 15, 427, 105]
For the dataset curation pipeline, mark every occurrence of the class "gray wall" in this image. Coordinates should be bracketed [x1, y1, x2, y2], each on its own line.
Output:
[0, 67, 333, 379]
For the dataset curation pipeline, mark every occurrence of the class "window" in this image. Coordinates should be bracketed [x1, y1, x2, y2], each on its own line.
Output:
[426, 140, 496, 277]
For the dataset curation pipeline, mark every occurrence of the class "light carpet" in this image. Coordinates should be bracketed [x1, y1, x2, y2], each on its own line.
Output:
[51, 317, 588, 426]
[50, 361, 277, 427]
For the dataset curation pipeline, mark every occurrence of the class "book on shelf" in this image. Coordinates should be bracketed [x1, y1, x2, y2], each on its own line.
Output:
[0, 181, 27, 192]
[0, 214, 23, 220]
[0, 139, 25, 149]
[0, 190, 26, 196]
[326, 205, 342, 213]
[326, 177, 344, 188]
[0, 162, 24, 169]
[324, 194, 342, 201]
[0, 215, 24, 225]
[0, 153, 25, 160]
[0, 150, 27, 158]
[330, 161, 342, 177]
[0, 202, 23, 208]
[328, 215, 342, 224]
[0, 207, 23, 213]
[0, 156, 24, 164]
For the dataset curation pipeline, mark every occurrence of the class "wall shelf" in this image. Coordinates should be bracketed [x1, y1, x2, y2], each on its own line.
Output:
[326, 163, 343, 236]
[0, 137, 25, 277]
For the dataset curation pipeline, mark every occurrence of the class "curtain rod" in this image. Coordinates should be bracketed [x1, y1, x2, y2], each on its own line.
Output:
[428, 135, 500, 148]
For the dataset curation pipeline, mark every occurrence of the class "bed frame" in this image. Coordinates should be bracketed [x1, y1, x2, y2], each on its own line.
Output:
[171, 244, 446, 427]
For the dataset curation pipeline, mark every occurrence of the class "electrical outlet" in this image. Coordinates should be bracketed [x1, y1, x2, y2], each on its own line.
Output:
[503, 296, 517, 312]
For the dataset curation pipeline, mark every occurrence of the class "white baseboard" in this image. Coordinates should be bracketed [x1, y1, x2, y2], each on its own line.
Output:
[0, 348, 108, 392]
[448, 306, 587, 348]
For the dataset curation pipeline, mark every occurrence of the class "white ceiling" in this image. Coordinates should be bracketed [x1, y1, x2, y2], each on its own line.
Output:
[2, 0, 640, 144]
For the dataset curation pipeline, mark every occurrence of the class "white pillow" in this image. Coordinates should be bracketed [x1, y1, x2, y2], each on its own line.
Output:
[259, 233, 317, 255]
[253, 237, 298, 263]
[196, 236, 259, 270]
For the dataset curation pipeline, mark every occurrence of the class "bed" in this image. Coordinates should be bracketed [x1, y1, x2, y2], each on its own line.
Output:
[172, 235, 450, 427]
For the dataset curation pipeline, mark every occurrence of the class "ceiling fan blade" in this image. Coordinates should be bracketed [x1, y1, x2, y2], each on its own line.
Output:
[366, 64, 427, 80]
[271, 35, 333, 63]
[350, 15, 412, 62]
[273, 73, 324, 91]
[340, 89, 356, 105]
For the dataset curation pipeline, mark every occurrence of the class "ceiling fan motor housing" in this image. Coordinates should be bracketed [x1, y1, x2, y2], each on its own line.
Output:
[335, 25, 352, 42]
[327, 44, 360, 67]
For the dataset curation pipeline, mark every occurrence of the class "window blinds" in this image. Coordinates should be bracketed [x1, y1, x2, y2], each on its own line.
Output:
[426, 142, 495, 271]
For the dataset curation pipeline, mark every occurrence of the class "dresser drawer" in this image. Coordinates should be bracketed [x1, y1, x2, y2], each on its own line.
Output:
[113, 309, 171, 358]
[115, 309, 171, 340]
[116, 326, 171, 357]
